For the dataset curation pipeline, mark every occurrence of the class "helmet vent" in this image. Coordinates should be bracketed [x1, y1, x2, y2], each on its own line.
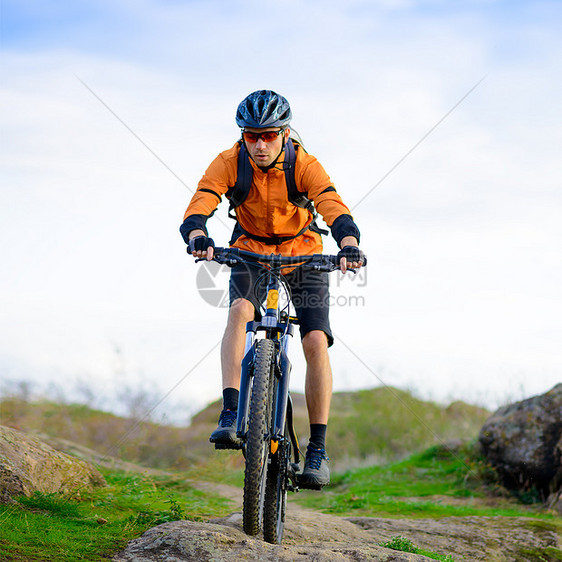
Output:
[235, 90, 292, 129]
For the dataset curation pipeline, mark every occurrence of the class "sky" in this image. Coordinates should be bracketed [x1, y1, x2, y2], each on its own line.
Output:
[1, 0, 561, 424]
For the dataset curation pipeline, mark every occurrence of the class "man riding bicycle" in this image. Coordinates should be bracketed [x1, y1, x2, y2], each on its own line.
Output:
[180, 90, 365, 487]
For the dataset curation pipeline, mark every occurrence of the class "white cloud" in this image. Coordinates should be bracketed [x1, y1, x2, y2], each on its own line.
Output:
[1, 1, 561, 421]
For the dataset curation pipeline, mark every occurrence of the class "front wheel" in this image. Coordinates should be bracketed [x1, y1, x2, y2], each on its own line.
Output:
[264, 433, 290, 544]
[242, 339, 274, 536]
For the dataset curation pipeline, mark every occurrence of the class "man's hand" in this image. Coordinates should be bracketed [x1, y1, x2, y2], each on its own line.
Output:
[337, 236, 366, 273]
[188, 232, 215, 261]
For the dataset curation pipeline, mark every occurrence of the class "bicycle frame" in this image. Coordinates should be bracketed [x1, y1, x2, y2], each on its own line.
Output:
[203, 247, 339, 458]
[198, 246, 342, 540]
[236, 253, 300, 469]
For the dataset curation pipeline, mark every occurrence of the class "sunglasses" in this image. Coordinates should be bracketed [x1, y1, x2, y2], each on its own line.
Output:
[242, 129, 285, 143]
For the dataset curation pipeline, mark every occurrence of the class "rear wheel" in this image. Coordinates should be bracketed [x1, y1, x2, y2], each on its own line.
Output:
[242, 339, 274, 536]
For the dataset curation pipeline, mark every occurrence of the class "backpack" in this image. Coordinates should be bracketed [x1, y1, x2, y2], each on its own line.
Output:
[226, 136, 328, 245]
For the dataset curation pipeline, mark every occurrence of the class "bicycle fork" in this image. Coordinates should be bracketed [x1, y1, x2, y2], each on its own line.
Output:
[236, 321, 301, 490]
[235, 323, 259, 440]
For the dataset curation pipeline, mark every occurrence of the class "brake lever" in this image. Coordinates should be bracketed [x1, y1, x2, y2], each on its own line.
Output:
[331, 265, 358, 274]
[211, 254, 243, 267]
[195, 256, 237, 266]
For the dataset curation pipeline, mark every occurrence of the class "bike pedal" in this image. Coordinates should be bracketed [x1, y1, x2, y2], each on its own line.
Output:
[298, 482, 325, 491]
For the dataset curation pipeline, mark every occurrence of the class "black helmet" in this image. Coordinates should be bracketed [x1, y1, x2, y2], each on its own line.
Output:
[236, 90, 292, 129]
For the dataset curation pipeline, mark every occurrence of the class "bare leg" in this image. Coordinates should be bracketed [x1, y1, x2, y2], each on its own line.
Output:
[302, 330, 332, 424]
[220, 298, 255, 390]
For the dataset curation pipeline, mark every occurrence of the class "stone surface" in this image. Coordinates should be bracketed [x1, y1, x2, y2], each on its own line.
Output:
[548, 489, 562, 514]
[0, 425, 106, 502]
[113, 509, 561, 562]
[348, 515, 561, 561]
[479, 383, 562, 495]
[113, 464, 562, 561]
[113, 512, 436, 561]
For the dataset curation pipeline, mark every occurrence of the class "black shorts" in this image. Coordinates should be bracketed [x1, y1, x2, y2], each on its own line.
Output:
[229, 264, 334, 347]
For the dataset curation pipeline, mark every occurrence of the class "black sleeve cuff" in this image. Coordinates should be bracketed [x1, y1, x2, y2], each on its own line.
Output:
[179, 214, 209, 244]
[330, 214, 361, 247]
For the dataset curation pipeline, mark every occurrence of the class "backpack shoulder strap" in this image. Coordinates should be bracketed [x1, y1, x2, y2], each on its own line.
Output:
[284, 139, 298, 203]
[286, 139, 328, 236]
[226, 141, 252, 215]
[285, 139, 314, 211]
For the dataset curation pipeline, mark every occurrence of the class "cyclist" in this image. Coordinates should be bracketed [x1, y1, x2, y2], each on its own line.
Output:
[180, 90, 365, 487]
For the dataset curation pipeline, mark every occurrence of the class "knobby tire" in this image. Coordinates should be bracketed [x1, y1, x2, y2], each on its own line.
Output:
[243, 338, 274, 536]
[263, 425, 289, 544]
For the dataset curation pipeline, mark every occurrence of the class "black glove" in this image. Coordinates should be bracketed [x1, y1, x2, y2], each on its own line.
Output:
[188, 236, 215, 254]
[337, 246, 366, 266]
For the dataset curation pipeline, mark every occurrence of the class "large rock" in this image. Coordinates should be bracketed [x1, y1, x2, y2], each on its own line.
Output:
[478, 384, 562, 497]
[113, 511, 561, 561]
[114, 512, 438, 561]
[0, 425, 106, 502]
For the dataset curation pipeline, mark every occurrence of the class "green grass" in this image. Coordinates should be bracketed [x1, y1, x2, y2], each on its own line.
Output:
[295, 443, 560, 520]
[183, 449, 245, 487]
[0, 468, 233, 561]
[2, 443, 559, 560]
[380, 535, 455, 561]
[324, 388, 490, 467]
[518, 546, 562, 561]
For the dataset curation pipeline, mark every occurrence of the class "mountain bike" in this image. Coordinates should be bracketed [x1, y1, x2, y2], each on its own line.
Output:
[201, 247, 341, 544]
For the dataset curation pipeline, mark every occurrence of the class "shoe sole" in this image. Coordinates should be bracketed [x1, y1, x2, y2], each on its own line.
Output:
[212, 441, 243, 450]
[209, 428, 242, 450]
[297, 475, 329, 490]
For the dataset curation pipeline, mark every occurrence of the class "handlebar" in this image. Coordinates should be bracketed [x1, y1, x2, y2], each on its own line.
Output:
[200, 247, 342, 273]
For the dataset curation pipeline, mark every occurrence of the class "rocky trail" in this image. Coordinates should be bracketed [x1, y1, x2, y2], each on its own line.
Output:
[113, 480, 561, 561]
[3, 385, 560, 560]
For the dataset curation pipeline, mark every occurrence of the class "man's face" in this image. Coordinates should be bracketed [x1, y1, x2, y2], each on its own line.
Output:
[243, 127, 290, 168]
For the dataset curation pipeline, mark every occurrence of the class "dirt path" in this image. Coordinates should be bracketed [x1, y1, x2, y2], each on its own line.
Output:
[114, 479, 561, 561]
[189, 479, 314, 514]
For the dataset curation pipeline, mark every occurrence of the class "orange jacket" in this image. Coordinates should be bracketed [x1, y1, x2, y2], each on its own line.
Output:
[181, 141, 360, 256]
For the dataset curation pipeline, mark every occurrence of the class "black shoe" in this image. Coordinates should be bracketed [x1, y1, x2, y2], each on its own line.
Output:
[209, 409, 241, 449]
[299, 444, 330, 489]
